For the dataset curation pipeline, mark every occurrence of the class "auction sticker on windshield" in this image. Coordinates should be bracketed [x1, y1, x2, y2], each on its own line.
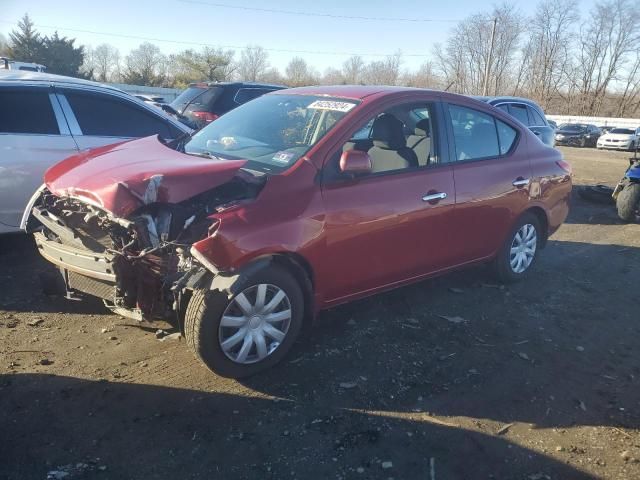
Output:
[307, 100, 356, 112]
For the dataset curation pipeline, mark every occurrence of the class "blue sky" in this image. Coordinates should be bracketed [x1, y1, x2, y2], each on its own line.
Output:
[2, 0, 593, 72]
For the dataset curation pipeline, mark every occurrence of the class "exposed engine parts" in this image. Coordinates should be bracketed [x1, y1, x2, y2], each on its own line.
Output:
[30, 172, 264, 321]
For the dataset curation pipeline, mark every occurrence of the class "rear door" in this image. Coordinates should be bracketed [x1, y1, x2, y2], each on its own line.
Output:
[445, 102, 531, 263]
[57, 89, 184, 150]
[0, 87, 78, 232]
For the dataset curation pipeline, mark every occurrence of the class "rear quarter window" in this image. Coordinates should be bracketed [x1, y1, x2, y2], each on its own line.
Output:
[0, 90, 59, 134]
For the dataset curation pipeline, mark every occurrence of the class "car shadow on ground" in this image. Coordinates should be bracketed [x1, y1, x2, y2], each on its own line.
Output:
[236, 239, 639, 438]
[0, 373, 598, 480]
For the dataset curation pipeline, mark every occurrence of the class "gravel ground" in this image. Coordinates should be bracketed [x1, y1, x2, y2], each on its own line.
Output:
[1, 146, 639, 480]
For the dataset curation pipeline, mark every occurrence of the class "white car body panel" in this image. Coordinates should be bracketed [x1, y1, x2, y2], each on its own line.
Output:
[0, 71, 191, 234]
[0, 133, 78, 233]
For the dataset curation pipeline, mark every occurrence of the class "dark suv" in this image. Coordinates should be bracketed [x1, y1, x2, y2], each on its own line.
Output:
[170, 82, 285, 128]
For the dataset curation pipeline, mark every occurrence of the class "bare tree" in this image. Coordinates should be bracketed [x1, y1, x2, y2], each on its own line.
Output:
[123, 42, 167, 86]
[576, 0, 640, 115]
[260, 67, 285, 85]
[513, 0, 577, 109]
[364, 51, 402, 85]
[85, 43, 121, 82]
[285, 57, 318, 86]
[435, 4, 523, 95]
[342, 55, 365, 84]
[402, 61, 441, 88]
[616, 51, 640, 116]
[0, 33, 10, 57]
[321, 67, 344, 85]
[237, 45, 269, 82]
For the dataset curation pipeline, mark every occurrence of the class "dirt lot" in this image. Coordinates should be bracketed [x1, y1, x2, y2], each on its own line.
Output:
[1, 146, 639, 480]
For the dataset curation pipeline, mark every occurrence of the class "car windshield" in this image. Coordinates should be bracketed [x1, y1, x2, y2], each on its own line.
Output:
[610, 128, 634, 134]
[183, 94, 359, 173]
[559, 124, 587, 132]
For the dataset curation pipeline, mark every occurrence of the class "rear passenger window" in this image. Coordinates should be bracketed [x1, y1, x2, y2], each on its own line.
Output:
[65, 92, 172, 138]
[508, 104, 530, 126]
[0, 90, 59, 134]
[496, 120, 517, 154]
[448, 105, 500, 161]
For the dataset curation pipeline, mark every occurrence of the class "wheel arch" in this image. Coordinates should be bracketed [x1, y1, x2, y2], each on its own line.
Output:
[209, 252, 315, 329]
[524, 206, 549, 248]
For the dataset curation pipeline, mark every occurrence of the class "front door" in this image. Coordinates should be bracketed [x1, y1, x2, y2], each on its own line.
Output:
[319, 101, 456, 304]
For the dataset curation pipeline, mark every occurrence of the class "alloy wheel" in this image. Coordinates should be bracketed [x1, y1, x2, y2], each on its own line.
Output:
[509, 223, 537, 273]
[218, 284, 292, 364]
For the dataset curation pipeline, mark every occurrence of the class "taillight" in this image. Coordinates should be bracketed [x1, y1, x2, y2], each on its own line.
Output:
[556, 159, 572, 174]
[191, 111, 219, 123]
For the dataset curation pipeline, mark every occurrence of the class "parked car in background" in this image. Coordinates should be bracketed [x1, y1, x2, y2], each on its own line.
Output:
[0, 71, 191, 234]
[475, 96, 555, 147]
[170, 81, 285, 128]
[599, 125, 616, 135]
[26, 86, 572, 378]
[1, 57, 47, 72]
[134, 94, 167, 107]
[555, 123, 601, 147]
[597, 127, 640, 151]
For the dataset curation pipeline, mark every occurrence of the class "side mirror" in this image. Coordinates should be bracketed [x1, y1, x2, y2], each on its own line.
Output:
[339, 150, 372, 175]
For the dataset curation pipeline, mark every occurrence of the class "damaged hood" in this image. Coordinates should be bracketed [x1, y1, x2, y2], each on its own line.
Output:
[44, 136, 247, 218]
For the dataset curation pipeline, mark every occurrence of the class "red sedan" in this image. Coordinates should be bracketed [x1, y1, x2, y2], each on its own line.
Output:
[27, 86, 572, 377]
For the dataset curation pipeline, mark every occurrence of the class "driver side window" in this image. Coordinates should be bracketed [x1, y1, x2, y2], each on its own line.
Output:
[339, 103, 437, 175]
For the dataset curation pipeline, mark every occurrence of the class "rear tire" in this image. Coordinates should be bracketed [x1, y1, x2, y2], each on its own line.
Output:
[184, 265, 304, 378]
[494, 212, 542, 283]
[616, 183, 640, 222]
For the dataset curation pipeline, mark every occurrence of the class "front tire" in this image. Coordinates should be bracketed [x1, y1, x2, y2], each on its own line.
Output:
[616, 183, 640, 222]
[185, 265, 304, 378]
[494, 213, 541, 283]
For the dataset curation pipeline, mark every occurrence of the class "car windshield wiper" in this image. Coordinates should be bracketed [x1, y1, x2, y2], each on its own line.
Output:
[185, 150, 216, 159]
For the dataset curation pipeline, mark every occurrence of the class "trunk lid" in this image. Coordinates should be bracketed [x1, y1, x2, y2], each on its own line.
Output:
[44, 136, 247, 218]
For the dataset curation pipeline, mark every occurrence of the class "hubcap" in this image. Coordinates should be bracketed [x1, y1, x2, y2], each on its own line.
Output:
[509, 223, 537, 274]
[218, 284, 292, 364]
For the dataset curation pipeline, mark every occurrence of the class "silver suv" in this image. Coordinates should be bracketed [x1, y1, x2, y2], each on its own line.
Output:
[0, 71, 190, 234]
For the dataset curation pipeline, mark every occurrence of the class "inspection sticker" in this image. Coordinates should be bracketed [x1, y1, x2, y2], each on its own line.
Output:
[307, 100, 356, 112]
[272, 151, 295, 163]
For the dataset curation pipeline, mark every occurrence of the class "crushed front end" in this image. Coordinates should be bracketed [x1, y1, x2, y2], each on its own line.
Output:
[28, 173, 263, 322]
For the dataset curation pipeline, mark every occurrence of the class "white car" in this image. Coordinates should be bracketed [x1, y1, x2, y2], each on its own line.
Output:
[597, 127, 640, 151]
[0, 71, 191, 234]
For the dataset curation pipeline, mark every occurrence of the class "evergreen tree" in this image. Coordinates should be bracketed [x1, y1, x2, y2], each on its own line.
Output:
[42, 32, 88, 77]
[8, 14, 44, 63]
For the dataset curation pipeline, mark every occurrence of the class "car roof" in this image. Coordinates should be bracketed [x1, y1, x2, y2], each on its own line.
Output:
[187, 81, 286, 89]
[0, 70, 123, 93]
[271, 85, 440, 100]
[475, 95, 545, 109]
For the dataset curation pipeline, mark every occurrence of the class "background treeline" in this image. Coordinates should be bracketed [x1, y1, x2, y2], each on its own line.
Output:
[2, 0, 639, 117]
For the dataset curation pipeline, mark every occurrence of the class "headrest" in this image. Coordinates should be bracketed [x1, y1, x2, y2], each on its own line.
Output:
[414, 118, 430, 136]
[371, 114, 406, 150]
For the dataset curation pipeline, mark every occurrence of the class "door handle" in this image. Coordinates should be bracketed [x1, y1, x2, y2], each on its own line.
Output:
[422, 192, 447, 202]
[512, 178, 530, 187]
